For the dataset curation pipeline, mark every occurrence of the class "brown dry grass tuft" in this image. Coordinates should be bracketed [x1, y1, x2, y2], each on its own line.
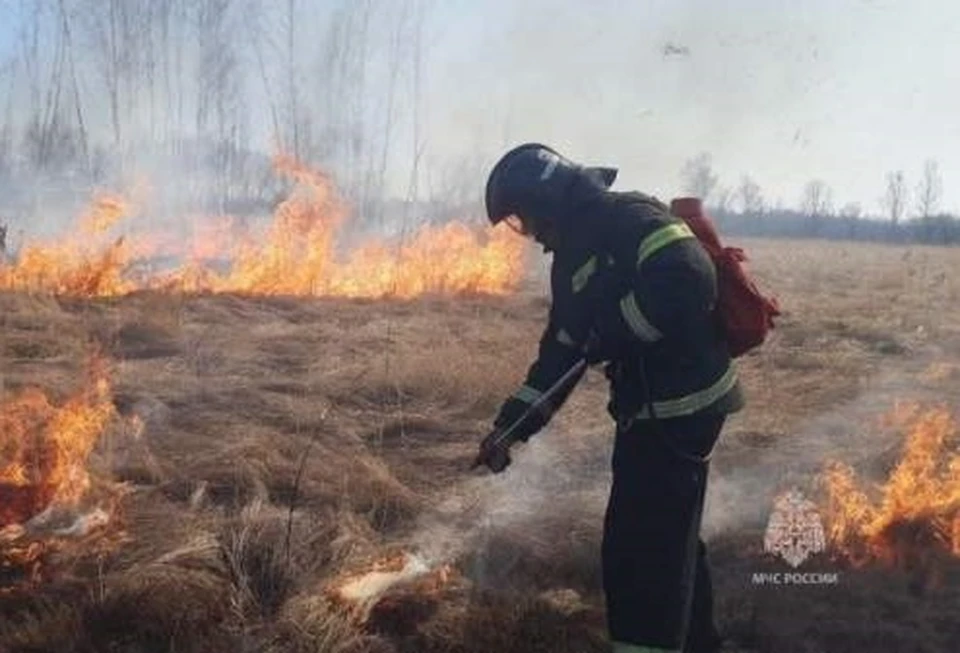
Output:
[267, 593, 385, 653]
[400, 590, 608, 653]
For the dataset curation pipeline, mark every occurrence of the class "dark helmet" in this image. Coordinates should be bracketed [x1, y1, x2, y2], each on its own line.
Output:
[484, 143, 618, 227]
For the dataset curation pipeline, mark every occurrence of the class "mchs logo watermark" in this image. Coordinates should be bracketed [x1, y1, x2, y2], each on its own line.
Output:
[764, 488, 824, 567]
[752, 488, 840, 586]
[752, 571, 839, 585]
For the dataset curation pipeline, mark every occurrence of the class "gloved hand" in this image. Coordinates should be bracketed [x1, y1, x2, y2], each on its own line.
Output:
[493, 396, 543, 442]
[472, 428, 515, 473]
[583, 329, 612, 364]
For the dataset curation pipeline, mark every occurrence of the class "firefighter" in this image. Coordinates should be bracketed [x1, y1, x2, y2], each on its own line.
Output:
[475, 143, 744, 653]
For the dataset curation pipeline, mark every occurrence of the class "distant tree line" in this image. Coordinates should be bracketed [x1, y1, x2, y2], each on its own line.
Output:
[708, 207, 960, 246]
[0, 0, 432, 231]
[680, 153, 960, 246]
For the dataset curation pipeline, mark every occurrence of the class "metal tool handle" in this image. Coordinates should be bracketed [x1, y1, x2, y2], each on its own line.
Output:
[477, 358, 588, 460]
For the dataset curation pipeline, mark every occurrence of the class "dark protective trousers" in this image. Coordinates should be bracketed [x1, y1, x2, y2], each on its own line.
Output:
[602, 411, 725, 653]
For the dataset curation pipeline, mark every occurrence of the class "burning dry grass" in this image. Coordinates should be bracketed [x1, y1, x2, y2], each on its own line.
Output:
[0, 356, 114, 527]
[2, 237, 960, 652]
[0, 286, 554, 651]
[0, 346, 125, 593]
[823, 405, 960, 570]
[0, 194, 134, 297]
[0, 157, 528, 300]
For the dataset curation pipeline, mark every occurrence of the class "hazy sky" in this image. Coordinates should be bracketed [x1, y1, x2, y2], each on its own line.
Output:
[1, 0, 958, 215]
[420, 0, 960, 213]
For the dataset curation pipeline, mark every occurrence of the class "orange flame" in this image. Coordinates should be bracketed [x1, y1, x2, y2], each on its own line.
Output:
[0, 357, 115, 528]
[0, 157, 526, 299]
[79, 193, 128, 235]
[0, 192, 134, 296]
[129, 216, 242, 262]
[822, 406, 960, 567]
[329, 550, 455, 625]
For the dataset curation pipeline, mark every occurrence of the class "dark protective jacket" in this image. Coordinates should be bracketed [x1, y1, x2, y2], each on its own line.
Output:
[494, 190, 744, 439]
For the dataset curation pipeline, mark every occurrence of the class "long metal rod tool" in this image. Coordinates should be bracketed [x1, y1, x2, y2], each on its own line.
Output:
[472, 358, 587, 468]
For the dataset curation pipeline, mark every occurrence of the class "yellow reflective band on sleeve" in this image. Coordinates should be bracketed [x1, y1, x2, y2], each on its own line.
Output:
[619, 292, 662, 342]
[512, 384, 543, 404]
[571, 256, 597, 294]
[611, 643, 679, 653]
[635, 364, 738, 419]
[556, 328, 577, 347]
[636, 222, 695, 267]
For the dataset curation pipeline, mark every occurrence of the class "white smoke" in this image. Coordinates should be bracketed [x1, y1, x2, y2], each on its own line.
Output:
[703, 341, 960, 539]
[410, 431, 610, 587]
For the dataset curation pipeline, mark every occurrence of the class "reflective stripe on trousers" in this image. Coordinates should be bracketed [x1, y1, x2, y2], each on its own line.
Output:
[612, 643, 679, 652]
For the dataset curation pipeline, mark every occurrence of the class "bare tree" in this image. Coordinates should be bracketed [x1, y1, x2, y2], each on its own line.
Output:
[680, 152, 718, 201]
[369, 1, 411, 225]
[55, 0, 90, 173]
[801, 179, 833, 220]
[311, 0, 375, 198]
[711, 186, 733, 214]
[284, 0, 301, 158]
[196, 0, 245, 208]
[915, 159, 942, 219]
[82, 0, 123, 145]
[0, 0, 435, 219]
[839, 202, 863, 219]
[883, 170, 907, 224]
[402, 0, 428, 214]
[737, 174, 764, 217]
[427, 152, 486, 210]
[19, 0, 44, 131]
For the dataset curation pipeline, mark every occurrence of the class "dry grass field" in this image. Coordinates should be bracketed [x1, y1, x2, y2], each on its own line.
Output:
[2, 237, 959, 653]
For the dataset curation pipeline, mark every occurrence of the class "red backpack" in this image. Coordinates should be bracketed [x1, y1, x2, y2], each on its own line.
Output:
[670, 197, 781, 357]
